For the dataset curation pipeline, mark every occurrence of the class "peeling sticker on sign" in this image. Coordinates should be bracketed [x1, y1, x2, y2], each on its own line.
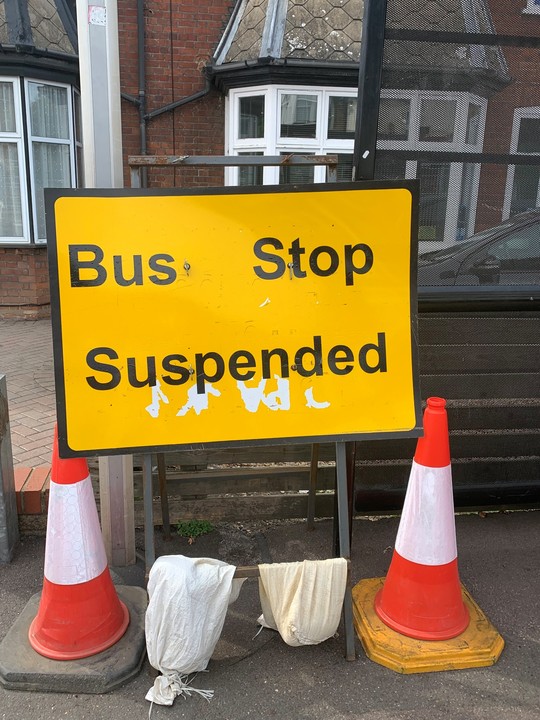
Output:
[145, 379, 169, 418]
[177, 383, 221, 417]
[305, 387, 330, 409]
[237, 376, 290, 413]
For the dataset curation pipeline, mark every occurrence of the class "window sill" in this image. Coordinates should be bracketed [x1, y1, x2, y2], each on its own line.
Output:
[0, 243, 46, 250]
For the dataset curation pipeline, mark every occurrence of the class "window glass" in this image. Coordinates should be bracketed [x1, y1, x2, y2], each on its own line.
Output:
[510, 165, 540, 215]
[327, 97, 357, 140]
[516, 118, 540, 153]
[280, 94, 317, 138]
[238, 151, 263, 186]
[419, 98, 456, 142]
[279, 153, 314, 184]
[336, 153, 353, 181]
[28, 82, 69, 139]
[32, 142, 71, 238]
[74, 91, 84, 186]
[0, 82, 16, 132]
[378, 98, 410, 141]
[0, 143, 23, 237]
[239, 96, 264, 139]
[0, 79, 77, 244]
[418, 162, 451, 243]
[465, 104, 481, 145]
[457, 163, 476, 241]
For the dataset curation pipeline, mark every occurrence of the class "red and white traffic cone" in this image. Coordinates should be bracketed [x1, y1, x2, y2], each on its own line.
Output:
[374, 397, 469, 640]
[28, 427, 129, 660]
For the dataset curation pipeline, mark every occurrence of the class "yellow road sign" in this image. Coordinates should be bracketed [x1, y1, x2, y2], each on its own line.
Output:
[47, 182, 421, 457]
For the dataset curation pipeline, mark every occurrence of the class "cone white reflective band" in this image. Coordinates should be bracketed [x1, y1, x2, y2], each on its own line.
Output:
[44, 474, 108, 585]
[395, 461, 457, 566]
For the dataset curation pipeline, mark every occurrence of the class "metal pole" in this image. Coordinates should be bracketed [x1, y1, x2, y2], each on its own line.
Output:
[352, 0, 388, 181]
[335, 442, 356, 661]
[307, 443, 319, 530]
[77, 0, 135, 566]
[156, 453, 171, 540]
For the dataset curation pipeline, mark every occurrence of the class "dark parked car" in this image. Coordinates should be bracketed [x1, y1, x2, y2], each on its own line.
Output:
[417, 209, 540, 308]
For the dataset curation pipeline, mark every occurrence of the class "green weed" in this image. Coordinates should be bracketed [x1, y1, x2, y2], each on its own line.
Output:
[175, 519, 215, 544]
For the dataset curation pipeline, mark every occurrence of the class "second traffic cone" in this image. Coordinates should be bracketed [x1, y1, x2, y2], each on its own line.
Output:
[28, 427, 129, 660]
[374, 397, 469, 641]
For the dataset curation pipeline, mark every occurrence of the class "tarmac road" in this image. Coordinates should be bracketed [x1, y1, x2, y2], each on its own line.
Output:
[0, 511, 539, 720]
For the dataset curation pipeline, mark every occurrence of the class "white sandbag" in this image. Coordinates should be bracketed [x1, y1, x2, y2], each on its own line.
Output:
[145, 555, 245, 706]
[258, 558, 348, 646]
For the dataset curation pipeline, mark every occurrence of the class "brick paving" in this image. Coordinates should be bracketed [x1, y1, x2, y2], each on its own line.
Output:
[0, 318, 56, 467]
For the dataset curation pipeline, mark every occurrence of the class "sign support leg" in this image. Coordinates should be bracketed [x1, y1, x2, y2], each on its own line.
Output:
[156, 453, 171, 540]
[143, 453, 155, 578]
[335, 441, 356, 661]
[307, 443, 319, 530]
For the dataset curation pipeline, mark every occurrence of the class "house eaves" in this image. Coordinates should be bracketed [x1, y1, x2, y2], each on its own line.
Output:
[0, 0, 78, 79]
[208, 0, 510, 95]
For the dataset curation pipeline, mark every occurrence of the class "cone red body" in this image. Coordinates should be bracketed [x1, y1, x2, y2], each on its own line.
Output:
[28, 428, 129, 660]
[374, 397, 469, 641]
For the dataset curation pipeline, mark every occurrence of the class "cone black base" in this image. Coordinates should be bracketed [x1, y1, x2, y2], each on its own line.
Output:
[0, 586, 147, 694]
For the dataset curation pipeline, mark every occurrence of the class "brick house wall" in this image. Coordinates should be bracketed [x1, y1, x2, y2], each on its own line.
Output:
[1, 0, 234, 320]
[3, 0, 538, 318]
[0, 248, 50, 320]
[475, 0, 540, 230]
[118, 0, 235, 189]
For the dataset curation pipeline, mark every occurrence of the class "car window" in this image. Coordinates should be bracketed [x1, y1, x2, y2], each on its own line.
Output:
[491, 225, 540, 267]
[418, 227, 499, 262]
[458, 222, 540, 284]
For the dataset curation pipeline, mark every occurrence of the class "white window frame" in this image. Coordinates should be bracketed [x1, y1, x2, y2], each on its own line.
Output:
[503, 107, 540, 219]
[0, 76, 79, 245]
[226, 86, 487, 247]
[73, 88, 83, 186]
[24, 78, 77, 243]
[377, 90, 486, 246]
[523, 0, 540, 14]
[226, 85, 358, 186]
[0, 77, 30, 243]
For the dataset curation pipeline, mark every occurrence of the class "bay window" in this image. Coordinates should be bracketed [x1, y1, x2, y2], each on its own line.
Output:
[0, 77, 80, 245]
[226, 86, 357, 186]
[226, 86, 487, 248]
[504, 108, 540, 218]
[376, 91, 487, 246]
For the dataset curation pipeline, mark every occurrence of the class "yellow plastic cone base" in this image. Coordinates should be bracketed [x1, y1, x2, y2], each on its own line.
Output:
[352, 577, 504, 674]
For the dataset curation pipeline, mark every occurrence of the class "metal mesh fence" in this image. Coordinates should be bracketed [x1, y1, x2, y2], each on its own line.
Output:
[375, 2, 540, 294]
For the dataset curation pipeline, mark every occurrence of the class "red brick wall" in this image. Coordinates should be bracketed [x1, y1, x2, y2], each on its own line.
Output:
[118, 0, 235, 189]
[0, 248, 50, 319]
[490, 0, 540, 35]
[1, 1, 235, 319]
[475, 2, 540, 230]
